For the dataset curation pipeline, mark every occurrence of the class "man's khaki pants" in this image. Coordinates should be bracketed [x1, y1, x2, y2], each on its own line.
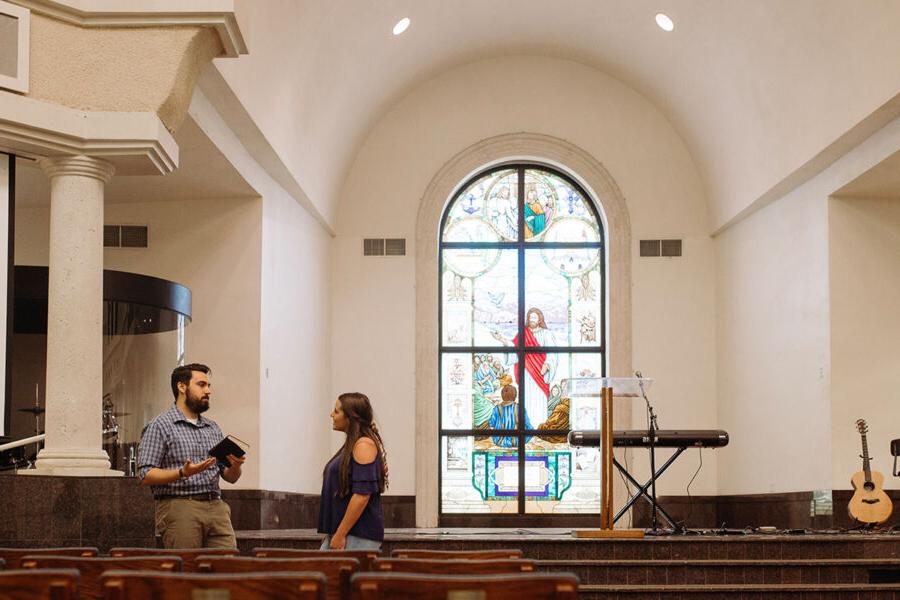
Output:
[155, 498, 236, 549]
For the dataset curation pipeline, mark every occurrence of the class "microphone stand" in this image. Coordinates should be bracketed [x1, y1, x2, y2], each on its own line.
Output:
[636, 371, 660, 532]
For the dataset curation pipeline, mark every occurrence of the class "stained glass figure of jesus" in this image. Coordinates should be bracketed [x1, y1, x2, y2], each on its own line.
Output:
[491, 307, 557, 427]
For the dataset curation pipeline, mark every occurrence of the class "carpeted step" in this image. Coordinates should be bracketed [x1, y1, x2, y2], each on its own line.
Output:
[538, 557, 900, 585]
[577, 582, 900, 599]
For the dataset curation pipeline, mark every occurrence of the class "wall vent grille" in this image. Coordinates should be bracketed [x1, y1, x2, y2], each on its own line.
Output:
[104, 225, 148, 248]
[640, 239, 682, 257]
[103, 225, 119, 247]
[364, 238, 407, 256]
[121, 225, 149, 248]
[385, 238, 406, 256]
[363, 238, 385, 256]
[639, 240, 660, 257]
[660, 239, 683, 257]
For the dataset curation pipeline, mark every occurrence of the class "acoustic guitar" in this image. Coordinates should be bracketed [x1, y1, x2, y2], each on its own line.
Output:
[848, 419, 893, 524]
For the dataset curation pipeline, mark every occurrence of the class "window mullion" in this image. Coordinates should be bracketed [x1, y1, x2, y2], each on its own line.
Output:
[516, 166, 526, 515]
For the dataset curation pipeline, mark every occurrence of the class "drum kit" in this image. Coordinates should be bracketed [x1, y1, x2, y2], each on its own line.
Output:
[101, 393, 139, 475]
[0, 385, 45, 470]
[0, 405, 43, 471]
[0, 390, 136, 473]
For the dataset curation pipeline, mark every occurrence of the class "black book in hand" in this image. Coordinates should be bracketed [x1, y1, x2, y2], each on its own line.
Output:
[209, 434, 249, 463]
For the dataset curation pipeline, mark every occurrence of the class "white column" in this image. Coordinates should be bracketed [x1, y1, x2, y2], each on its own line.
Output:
[26, 155, 122, 476]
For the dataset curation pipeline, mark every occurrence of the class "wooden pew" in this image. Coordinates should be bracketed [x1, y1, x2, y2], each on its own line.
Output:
[21, 555, 182, 600]
[197, 556, 359, 600]
[107, 546, 236, 571]
[0, 547, 98, 569]
[100, 570, 327, 600]
[0, 568, 80, 600]
[351, 572, 579, 600]
[372, 557, 537, 574]
[390, 548, 524, 560]
[253, 548, 380, 571]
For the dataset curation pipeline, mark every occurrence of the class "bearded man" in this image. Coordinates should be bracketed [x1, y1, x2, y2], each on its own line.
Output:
[137, 363, 245, 548]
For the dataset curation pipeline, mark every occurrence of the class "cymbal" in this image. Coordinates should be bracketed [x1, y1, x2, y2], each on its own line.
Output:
[17, 407, 45, 415]
[110, 412, 131, 417]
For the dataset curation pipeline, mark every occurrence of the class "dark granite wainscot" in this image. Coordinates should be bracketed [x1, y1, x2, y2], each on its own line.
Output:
[0, 474, 155, 551]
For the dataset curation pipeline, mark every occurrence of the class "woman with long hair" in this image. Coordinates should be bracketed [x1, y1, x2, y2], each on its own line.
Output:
[318, 392, 388, 549]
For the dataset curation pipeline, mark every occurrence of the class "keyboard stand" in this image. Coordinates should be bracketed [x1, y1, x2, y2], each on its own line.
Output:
[612, 447, 687, 532]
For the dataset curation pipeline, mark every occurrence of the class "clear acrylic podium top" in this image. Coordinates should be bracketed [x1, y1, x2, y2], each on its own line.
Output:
[560, 377, 654, 398]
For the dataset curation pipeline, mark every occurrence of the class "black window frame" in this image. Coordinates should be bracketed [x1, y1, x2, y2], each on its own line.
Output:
[438, 163, 607, 526]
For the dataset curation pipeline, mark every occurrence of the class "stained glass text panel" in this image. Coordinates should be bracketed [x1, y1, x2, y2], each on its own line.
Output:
[441, 435, 520, 514]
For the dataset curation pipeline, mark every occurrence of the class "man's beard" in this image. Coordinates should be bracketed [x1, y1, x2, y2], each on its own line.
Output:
[185, 392, 210, 414]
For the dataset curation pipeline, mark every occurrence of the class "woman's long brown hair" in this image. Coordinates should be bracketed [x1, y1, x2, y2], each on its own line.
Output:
[328, 392, 389, 497]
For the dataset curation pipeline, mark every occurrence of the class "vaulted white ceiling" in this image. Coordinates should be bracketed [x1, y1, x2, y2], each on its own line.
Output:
[214, 0, 900, 231]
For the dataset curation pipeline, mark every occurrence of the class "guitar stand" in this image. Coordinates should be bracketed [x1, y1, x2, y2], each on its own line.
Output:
[612, 447, 687, 533]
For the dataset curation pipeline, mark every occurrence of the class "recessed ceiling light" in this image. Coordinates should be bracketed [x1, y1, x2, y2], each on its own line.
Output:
[393, 17, 410, 36]
[655, 13, 674, 32]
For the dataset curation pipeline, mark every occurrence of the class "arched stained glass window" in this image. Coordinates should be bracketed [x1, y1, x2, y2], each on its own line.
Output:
[439, 164, 606, 523]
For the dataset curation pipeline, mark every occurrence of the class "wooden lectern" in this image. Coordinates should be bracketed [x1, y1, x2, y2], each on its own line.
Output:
[567, 378, 645, 538]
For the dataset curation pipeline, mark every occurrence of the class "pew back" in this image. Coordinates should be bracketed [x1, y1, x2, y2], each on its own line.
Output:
[351, 572, 579, 600]
[100, 570, 327, 600]
[0, 568, 80, 600]
[107, 546, 236, 571]
[197, 556, 359, 600]
[253, 548, 380, 570]
[21, 556, 182, 600]
[0, 547, 97, 568]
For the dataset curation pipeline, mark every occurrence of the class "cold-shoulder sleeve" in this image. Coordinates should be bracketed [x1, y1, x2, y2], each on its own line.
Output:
[350, 459, 380, 495]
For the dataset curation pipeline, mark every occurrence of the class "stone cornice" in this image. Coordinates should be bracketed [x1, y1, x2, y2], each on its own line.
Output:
[9, 0, 247, 57]
[0, 92, 178, 175]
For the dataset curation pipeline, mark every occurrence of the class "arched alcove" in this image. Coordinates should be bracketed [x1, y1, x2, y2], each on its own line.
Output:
[415, 132, 633, 526]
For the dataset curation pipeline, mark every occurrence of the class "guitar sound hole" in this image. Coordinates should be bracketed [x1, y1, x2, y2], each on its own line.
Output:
[865, 482, 876, 491]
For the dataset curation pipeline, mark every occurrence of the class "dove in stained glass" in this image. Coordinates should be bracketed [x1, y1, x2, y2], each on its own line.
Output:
[487, 291, 505, 307]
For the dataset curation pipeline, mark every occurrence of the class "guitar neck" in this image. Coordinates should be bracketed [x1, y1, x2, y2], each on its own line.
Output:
[861, 431, 872, 482]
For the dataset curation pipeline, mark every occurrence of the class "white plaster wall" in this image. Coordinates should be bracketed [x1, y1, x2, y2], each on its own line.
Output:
[714, 116, 900, 496]
[258, 189, 333, 494]
[829, 196, 900, 490]
[185, 88, 336, 495]
[690, 6, 900, 228]
[330, 236, 416, 493]
[715, 190, 832, 495]
[14, 195, 264, 489]
[333, 56, 717, 496]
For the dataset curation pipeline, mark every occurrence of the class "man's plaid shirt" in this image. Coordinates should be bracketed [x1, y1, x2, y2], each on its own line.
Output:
[138, 404, 226, 498]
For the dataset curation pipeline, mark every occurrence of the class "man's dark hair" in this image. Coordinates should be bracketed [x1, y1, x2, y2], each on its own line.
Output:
[171, 363, 211, 400]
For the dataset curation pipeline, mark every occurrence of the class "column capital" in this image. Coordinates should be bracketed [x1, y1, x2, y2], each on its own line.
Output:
[38, 155, 116, 183]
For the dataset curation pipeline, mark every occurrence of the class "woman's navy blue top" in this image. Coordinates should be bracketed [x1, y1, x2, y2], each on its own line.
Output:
[317, 452, 384, 542]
